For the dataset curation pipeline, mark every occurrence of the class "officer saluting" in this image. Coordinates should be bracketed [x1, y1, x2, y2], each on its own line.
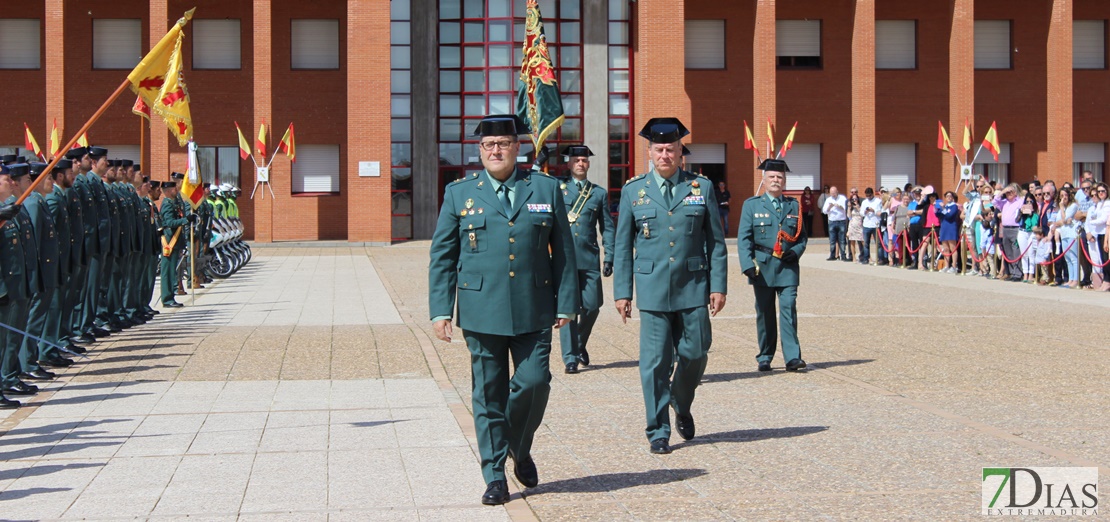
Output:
[613, 118, 728, 455]
[737, 159, 808, 372]
[428, 114, 578, 505]
[557, 145, 613, 374]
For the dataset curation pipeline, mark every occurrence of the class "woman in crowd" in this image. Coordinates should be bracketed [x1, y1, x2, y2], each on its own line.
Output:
[922, 190, 941, 270]
[1086, 182, 1109, 274]
[1018, 191, 1040, 283]
[801, 186, 814, 236]
[975, 185, 997, 277]
[891, 191, 910, 267]
[906, 187, 925, 270]
[935, 191, 961, 273]
[847, 192, 863, 263]
[878, 188, 892, 266]
[1054, 187, 1080, 288]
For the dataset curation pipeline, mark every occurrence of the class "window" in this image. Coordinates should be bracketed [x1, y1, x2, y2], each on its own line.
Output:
[784, 143, 820, 191]
[291, 19, 340, 69]
[0, 146, 35, 159]
[93, 19, 141, 69]
[876, 143, 916, 189]
[101, 145, 141, 162]
[0, 19, 40, 69]
[193, 19, 241, 69]
[776, 20, 821, 68]
[608, 0, 632, 209]
[292, 144, 340, 193]
[974, 20, 1011, 69]
[391, 0, 413, 240]
[1073, 143, 1105, 185]
[875, 20, 915, 69]
[196, 146, 241, 186]
[685, 20, 724, 69]
[1074, 20, 1106, 70]
[972, 143, 1010, 185]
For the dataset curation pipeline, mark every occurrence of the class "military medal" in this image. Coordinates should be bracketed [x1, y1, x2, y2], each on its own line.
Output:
[468, 231, 477, 250]
[638, 189, 646, 199]
[465, 198, 474, 209]
[567, 211, 578, 223]
[642, 221, 650, 238]
[477, 208, 483, 214]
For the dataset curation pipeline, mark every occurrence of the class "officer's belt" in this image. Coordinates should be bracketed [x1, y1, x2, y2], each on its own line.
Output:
[753, 245, 776, 255]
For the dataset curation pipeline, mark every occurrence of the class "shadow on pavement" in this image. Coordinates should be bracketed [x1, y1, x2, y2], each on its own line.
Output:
[0, 487, 72, 501]
[0, 462, 105, 481]
[676, 425, 829, 448]
[69, 365, 177, 378]
[703, 358, 876, 382]
[808, 358, 875, 370]
[583, 360, 639, 370]
[348, 419, 408, 428]
[527, 468, 708, 495]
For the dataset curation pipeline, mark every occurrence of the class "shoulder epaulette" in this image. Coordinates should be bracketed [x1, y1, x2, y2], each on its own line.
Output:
[625, 174, 646, 185]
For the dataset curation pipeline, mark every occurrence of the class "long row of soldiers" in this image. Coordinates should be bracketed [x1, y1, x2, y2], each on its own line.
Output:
[0, 146, 207, 408]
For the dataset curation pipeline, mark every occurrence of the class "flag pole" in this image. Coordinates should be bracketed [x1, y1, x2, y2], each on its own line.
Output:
[189, 222, 195, 306]
[5, 78, 133, 224]
[140, 115, 145, 175]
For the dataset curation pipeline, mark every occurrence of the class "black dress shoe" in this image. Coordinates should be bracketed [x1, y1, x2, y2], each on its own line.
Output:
[150, 309, 161, 315]
[758, 361, 772, 372]
[4, 381, 38, 395]
[76, 333, 97, 344]
[578, 349, 590, 367]
[675, 413, 695, 441]
[0, 395, 19, 409]
[650, 438, 671, 454]
[163, 301, 184, 308]
[38, 355, 74, 368]
[826, 256, 836, 261]
[21, 369, 55, 380]
[90, 327, 110, 337]
[105, 323, 122, 333]
[481, 480, 509, 505]
[66, 344, 87, 354]
[785, 359, 807, 372]
[513, 455, 539, 488]
[564, 362, 578, 374]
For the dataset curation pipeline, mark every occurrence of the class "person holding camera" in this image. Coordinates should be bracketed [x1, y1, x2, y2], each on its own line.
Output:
[993, 183, 1025, 281]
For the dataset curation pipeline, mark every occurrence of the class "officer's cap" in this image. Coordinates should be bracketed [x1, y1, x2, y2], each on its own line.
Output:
[0, 154, 18, 164]
[0, 164, 7, 175]
[134, 163, 142, 171]
[29, 162, 49, 176]
[149, 180, 161, 188]
[560, 145, 594, 158]
[121, 159, 134, 168]
[209, 183, 219, 191]
[65, 147, 87, 160]
[638, 118, 690, 144]
[171, 172, 185, 180]
[163, 180, 177, 188]
[7, 163, 30, 178]
[87, 146, 108, 159]
[471, 114, 529, 138]
[681, 145, 691, 157]
[757, 159, 791, 173]
[53, 159, 73, 172]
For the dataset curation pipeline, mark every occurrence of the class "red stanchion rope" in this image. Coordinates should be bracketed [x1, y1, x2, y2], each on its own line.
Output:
[876, 229, 899, 253]
[963, 233, 989, 264]
[1078, 237, 1110, 268]
[997, 235, 1036, 264]
[903, 230, 937, 255]
[1035, 238, 1078, 266]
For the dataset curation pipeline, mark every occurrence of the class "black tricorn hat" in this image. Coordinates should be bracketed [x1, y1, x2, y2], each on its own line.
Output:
[171, 171, 185, 180]
[29, 162, 49, 176]
[87, 146, 108, 158]
[134, 163, 142, 171]
[0, 154, 17, 164]
[162, 180, 177, 188]
[142, 175, 150, 183]
[757, 159, 791, 173]
[471, 114, 530, 137]
[65, 147, 87, 160]
[52, 159, 73, 171]
[121, 159, 134, 168]
[681, 145, 691, 157]
[149, 180, 161, 188]
[7, 163, 30, 178]
[560, 145, 594, 158]
[639, 118, 690, 144]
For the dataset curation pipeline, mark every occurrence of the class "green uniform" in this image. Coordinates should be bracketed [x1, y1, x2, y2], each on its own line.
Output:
[428, 168, 578, 484]
[613, 170, 727, 442]
[43, 185, 72, 355]
[0, 212, 30, 387]
[557, 177, 614, 366]
[138, 196, 158, 313]
[737, 193, 808, 364]
[22, 192, 59, 367]
[9, 199, 45, 374]
[187, 199, 213, 283]
[159, 196, 188, 305]
[62, 182, 86, 339]
[226, 198, 239, 218]
[79, 172, 111, 334]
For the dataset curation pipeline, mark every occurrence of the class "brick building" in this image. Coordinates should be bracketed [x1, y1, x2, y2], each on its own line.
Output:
[1, 0, 1107, 241]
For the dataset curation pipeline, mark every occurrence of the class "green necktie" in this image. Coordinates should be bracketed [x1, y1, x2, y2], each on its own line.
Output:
[663, 179, 673, 206]
[772, 197, 781, 212]
[576, 180, 583, 191]
[499, 185, 512, 215]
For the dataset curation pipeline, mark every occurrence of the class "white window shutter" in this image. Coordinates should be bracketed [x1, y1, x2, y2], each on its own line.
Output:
[977, 143, 1010, 164]
[292, 145, 341, 193]
[784, 143, 820, 191]
[876, 143, 916, 189]
[291, 19, 340, 69]
[0, 19, 41, 69]
[875, 20, 915, 69]
[776, 20, 820, 57]
[1073, 20, 1106, 69]
[685, 144, 725, 164]
[193, 19, 241, 69]
[974, 20, 1010, 69]
[93, 19, 142, 69]
[1073, 143, 1105, 163]
[684, 20, 724, 69]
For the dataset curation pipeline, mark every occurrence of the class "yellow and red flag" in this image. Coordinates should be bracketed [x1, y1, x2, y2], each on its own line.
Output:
[743, 120, 760, 158]
[181, 140, 205, 208]
[962, 118, 972, 156]
[777, 122, 797, 159]
[515, 0, 564, 151]
[48, 119, 61, 158]
[234, 122, 252, 160]
[74, 131, 89, 149]
[279, 123, 296, 163]
[126, 8, 195, 146]
[982, 121, 1001, 162]
[23, 123, 43, 159]
[256, 119, 267, 159]
[766, 119, 775, 155]
[937, 121, 955, 155]
[132, 96, 151, 120]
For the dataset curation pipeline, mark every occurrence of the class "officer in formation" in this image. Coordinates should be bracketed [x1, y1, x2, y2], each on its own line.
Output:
[209, 184, 227, 218]
[613, 118, 728, 455]
[428, 114, 578, 505]
[225, 186, 241, 217]
[556, 145, 614, 374]
[737, 159, 808, 372]
[158, 176, 193, 308]
[185, 184, 213, 289]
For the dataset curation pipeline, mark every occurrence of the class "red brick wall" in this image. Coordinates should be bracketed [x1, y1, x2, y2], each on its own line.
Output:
[633, 0, 691, 176]
[345, 1, 392, 242]
[0, 2, 46, 151]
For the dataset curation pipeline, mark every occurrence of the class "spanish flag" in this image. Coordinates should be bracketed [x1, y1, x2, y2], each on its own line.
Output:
[743, 120, 760, 158]
[279, 123, 296, 163]
[235, 122, 252, 160]
[181, 140, 205, 208]
[75, 131, 89, 149]
[962, 118, 972, 156]
[766, 118, 775, 155]
[23, 123, 43, 159]
[126, 8, 195, 146]
[256, 119, 267, 159]
[49, 119, 61, 158]
[777, 122, 797, 159]
[937, 121, 954, 154]
[982, 121, 1001, 162]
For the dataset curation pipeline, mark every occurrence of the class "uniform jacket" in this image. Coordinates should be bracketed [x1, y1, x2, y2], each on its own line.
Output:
[560, 177, 614, 271]
[613, 170, 728, 312]
[737, 193, 809, 288]
[64, 183, 86, 268]
[81, 173, 112, 256]
[429, 168, 579, 336]
[25, 192, 60, 291]
[8, 196, 42, 295]
[47, 185, 72, 280]
[0, 213, 29, 302]
[159, 196, 189, 251]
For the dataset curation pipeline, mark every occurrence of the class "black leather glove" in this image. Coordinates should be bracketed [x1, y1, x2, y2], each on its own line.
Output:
[0, 203, 22, 221]
[743, 267, 756, 279]
[187, 213, 198, 224]
[602, 262, 613, 277]
[781, 250, 799, 264]
[535, 145, 550, 168]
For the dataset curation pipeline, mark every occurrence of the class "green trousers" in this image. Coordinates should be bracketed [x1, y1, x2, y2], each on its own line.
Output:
[23, 288, 54, 369]
[80, 255, 104, 333]
[1, 299, 30, 385]
[753, 285, 801, 364]
[40, 280, 67, 356]
[159, 250, 181, 305]
[464, 328, 552, 485]
[639, 307, 711, 442]
[64, 264, 87, 337]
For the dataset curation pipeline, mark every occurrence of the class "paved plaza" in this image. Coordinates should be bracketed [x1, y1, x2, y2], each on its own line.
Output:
[0, 241, 1105, 520]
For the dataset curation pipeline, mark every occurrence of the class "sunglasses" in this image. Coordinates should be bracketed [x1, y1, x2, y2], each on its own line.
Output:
[1099, 189, 1108, 194]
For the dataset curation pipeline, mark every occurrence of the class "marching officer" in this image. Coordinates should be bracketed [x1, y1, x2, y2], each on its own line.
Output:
[428, 114, 578, 505]
[737, 159, 809, 372]
[557, 145, 613, 374]
[159, 178, 193, 307]
[613, 118, 728, 455]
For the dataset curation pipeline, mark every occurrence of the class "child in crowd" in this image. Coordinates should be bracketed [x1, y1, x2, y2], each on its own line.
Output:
[978, 202, 997, 278]
[1032, 226, 1052, 285]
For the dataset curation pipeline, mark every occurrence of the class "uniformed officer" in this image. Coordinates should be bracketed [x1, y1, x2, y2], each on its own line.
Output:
[613, 118, 728, 455]
[134, 177, 158, 319]
[143, 181, 163, 317]
[737, 159, 809, 372]
[0, 164, 40, 405]
[428, 114, 578, 505]
[41, 159, 80, 360]
[19, 163, 68, 372]
[159, 178, 193, 307]
[78, 147, 113, 340]
[556, 145, 614, 374]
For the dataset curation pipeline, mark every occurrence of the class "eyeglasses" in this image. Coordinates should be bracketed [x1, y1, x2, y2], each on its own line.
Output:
[1081, 186, 1092, 191]
[1099, 189, 1108, 194]
[479, 140, 515, 151]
